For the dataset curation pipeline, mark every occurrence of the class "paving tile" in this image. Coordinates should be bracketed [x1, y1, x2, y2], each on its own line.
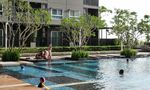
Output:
[0, 75, 41, 90]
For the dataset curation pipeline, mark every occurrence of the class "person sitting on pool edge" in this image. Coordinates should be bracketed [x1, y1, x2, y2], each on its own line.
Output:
[38, 77, 49, 90]
[35, 51, 45, 59]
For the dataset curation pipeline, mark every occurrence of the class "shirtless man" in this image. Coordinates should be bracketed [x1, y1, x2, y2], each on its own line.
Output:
[44, 44, 52, 65]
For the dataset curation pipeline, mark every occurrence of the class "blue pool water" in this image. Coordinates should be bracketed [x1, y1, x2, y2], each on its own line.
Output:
[1, 57, 150, 90]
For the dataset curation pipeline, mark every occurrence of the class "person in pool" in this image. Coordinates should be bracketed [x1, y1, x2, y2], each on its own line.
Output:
[38, 77, 49, 90]
[20, 65, 24, 71]
[119, 69, 124, 77]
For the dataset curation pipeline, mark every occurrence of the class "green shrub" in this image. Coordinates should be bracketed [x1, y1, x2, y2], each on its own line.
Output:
[144, 42, 150, 46]
[71, 50, 89, 59]
[2, 50, 20, 61]
[0, 46, 121, 54]
[120, 49, 137, 58]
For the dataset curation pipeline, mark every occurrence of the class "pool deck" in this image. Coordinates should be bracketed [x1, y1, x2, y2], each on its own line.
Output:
[0, 51, 149, 66]
[0, 51, 149, 90]
[0, 75, 41, 90]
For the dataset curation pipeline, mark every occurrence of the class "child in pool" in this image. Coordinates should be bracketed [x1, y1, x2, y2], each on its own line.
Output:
[38, 77, 49, 90]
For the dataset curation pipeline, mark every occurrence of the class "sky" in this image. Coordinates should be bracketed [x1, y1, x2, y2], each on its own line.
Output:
[99, 0, 150, 26]
[99, 0, 150, 40]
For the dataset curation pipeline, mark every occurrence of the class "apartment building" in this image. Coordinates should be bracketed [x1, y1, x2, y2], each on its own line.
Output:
[0, 0, 99, 47]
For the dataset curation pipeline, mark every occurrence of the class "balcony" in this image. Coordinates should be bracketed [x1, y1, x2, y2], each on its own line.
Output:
[83, 0, 98, 6]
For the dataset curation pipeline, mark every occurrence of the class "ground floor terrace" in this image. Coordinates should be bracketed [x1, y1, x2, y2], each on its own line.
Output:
[0, 22, 115, 47]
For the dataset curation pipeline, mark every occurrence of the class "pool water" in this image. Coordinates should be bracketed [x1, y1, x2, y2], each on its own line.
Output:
[1, 57, 150, 90]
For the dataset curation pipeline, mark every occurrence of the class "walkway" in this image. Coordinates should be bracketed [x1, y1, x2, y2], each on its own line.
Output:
[0, 75, 41, 90]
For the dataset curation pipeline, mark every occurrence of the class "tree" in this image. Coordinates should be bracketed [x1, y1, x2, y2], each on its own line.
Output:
[0, 0, 51, 49]
[98, 6, 112, 45]
[99, 6, 112, 17]
[61, 14, 106, 46]
[111, 9, 140, 49]
[138, 15, 150, 42]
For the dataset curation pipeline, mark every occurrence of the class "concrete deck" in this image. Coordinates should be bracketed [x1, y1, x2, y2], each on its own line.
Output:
[0, 51, 149, 90]
[0, 75, 42, 90]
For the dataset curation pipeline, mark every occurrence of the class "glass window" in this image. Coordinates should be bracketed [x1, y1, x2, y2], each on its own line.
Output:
[51, 31, 62, 46]
[52, 9, 57, 15]
[0, 3, 3, 15]
[69, 10, 80, 18]
[83, 0, 98, 6]
[70, 10, 74, 16]
[58, 10, 62, 15]
[0, 29, 3, 46]
[52, 9, 63, 20]
[74, 11, 80, 16]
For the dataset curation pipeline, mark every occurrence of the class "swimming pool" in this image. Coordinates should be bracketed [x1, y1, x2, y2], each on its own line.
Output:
[1, 57, 150, 90]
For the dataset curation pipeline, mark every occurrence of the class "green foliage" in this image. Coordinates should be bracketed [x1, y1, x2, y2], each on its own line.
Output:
[0, 0, 51, 48]
[144, 42, 150, 46]
[61, 14, 106, 46]
[99, 6, 112, 18]
[112, 9, 140, 48]
[99, 6, 112, 14]
[138, 15, 150, 42]
[0, 46, 121, 54]
[120, 49, 137, 58]
[114, 39, 121, 45]
[2, 50, 20, 61]
[71, 50, 89, 59]
[98, 39, 120, 46]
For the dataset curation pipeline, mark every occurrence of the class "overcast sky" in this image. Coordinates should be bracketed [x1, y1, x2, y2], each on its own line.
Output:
[99, 0, 150, 26]
[99, 0, 150, 40]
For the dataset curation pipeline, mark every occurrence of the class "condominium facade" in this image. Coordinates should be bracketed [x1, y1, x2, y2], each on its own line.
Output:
[0, 0, 99, 47]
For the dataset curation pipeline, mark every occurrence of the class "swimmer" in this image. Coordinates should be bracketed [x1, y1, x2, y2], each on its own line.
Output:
[126, 58, 129, 63]
[20, 65, 24, 71]
[119, 69, 124, 75]
[38, 77, 49, 90]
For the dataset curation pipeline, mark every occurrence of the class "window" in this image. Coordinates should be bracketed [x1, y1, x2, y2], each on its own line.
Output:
[83, 0, 98, 6]
[0, 3, 3, 15]
[69, 10, 80, 18]
[51, 31, 62, 46]
[51, 9, 63, 20]
[0, 29, 3, 46]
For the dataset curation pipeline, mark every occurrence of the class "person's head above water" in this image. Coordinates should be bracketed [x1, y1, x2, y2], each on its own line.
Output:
[20, 65, 24, 70]
[126, 59, 129, 62]
[119, 69, 124, 75]
[40, 77, 45, 83]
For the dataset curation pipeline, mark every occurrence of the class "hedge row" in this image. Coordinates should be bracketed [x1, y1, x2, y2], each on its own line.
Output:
[0, 46, 121, 53]
[2, 50, 20, 61]
[120, 49, 137, 58]
[71, 50, 89, 59]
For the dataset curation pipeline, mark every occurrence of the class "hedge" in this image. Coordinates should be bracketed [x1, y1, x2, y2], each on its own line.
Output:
[0, 46, 121, 53]
[71, 50, 89, 59]
[120, 49, 137, 58]
[2, 50, 20, 61]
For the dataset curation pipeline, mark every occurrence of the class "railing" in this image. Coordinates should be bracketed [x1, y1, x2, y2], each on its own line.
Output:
[83, 0, 98, 6]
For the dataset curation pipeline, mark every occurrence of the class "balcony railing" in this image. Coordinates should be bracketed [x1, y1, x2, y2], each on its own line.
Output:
[83, 0, 98, 6]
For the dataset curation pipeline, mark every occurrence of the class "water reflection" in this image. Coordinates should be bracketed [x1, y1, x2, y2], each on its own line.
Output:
[95, 57, 150, 90]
